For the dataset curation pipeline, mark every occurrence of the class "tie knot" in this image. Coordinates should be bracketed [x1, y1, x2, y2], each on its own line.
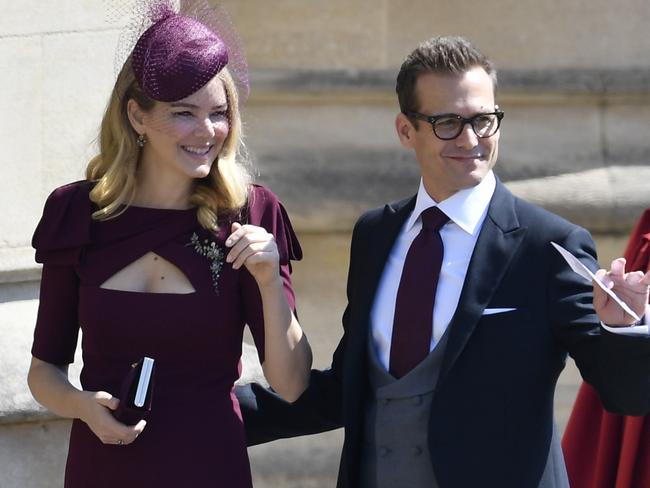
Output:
[420, 206, 449, 231]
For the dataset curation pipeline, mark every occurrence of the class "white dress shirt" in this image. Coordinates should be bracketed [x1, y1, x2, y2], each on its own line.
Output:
[369, 170, 648, 371]
[370, 172, 496, 370]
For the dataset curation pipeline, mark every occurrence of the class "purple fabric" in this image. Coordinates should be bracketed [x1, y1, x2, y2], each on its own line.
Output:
[389, 206, 449, 378]
[131, 13, 229, 102]
[32, 181, 93, 265]
[31, 182, 301, 487]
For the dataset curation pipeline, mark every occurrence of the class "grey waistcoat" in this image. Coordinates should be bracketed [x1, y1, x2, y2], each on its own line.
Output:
[359, 327, 570, 488]
[359, 330, 451, 488]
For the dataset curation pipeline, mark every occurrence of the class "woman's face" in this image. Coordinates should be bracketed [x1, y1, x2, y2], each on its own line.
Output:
[137, 75, 230, 180]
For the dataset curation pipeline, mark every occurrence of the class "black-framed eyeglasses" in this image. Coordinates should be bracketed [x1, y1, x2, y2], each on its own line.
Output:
[405, 109, 505, 140]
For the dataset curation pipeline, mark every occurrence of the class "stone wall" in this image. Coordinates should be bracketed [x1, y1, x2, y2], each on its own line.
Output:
[1, 0, 649, 487]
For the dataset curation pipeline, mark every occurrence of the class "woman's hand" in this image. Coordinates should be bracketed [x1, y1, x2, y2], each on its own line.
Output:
[593, 257, 650, 325]
[27, 358, 146, 446]
[226, 223, 280, 287]
[77, 390, 146, 446]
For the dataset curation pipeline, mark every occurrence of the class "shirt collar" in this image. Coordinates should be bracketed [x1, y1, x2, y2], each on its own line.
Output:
[405, 170, 496, 236]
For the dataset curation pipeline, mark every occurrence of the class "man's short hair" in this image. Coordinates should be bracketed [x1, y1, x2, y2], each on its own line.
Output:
[396, 36, 497, 117]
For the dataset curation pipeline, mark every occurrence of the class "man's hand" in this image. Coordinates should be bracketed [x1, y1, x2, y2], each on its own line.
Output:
[593, 257, 650, 326]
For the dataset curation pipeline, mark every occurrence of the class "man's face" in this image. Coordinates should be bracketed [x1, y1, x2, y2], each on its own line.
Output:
[397, 67, 500, 202]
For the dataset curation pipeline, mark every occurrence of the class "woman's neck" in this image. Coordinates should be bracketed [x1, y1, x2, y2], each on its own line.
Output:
[133, 164, 195, 210]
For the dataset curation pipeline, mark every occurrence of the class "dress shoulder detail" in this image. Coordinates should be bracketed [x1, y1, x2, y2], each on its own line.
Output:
[32, 180, 94, 265]
[246, 184, 302, 265]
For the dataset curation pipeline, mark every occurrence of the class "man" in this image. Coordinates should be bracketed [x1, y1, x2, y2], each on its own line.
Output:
[238, 37, 650, 488]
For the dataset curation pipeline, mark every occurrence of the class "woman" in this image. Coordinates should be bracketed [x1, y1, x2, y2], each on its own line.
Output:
[563, 208, 650, 488]
[26, 2, 311, 487]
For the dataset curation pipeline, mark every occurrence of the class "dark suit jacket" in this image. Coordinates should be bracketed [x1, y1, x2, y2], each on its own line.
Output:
[238, 180, 650, 488]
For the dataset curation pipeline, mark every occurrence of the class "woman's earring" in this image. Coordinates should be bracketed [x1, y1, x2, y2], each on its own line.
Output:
[137, 133, 147, 148]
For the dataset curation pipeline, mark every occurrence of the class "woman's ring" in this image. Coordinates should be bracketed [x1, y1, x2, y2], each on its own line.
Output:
[117, 440, 124, 446]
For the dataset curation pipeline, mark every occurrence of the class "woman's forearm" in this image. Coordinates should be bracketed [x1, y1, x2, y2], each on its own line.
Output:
[258, 278, 312, 403]
[28, 357, 145, 444]
[224, 222, 313, 401]
[27, 357, 86, 419]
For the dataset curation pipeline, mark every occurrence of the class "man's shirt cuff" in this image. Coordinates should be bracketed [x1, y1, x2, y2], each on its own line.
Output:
[601, 304, 650, 336]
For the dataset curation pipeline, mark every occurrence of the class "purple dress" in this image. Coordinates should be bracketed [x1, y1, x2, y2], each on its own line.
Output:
[31, 181, 302, 488]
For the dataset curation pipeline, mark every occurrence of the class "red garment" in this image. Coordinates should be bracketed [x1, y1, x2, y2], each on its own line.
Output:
[563, 209, 650, 488]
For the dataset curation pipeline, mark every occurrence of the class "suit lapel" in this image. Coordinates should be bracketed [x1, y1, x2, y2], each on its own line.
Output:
[346, 195, 415, 388]
[358, 196, 416, 315]
[437, 181, 527, 386]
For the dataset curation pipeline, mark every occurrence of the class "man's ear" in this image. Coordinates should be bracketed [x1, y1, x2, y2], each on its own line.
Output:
[395, 113, 416, 149]
[126, 99, 146, 135]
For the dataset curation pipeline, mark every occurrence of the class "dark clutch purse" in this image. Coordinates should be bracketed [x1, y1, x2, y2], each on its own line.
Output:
[113, 357, 155, 425]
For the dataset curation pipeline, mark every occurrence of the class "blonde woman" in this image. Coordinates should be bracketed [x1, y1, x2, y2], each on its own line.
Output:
[26, 3, 311, 487]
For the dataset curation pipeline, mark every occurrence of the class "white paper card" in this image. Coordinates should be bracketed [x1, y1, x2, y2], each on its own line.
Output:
[135, 357, 154, 408]
[550, 241, 641, 321]
[482, 308, 517, 315]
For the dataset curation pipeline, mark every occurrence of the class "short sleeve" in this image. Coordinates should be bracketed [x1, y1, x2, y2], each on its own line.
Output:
[31, 181, 92, 364]
[32, 180, 93, 265]
[241, 185, 303, 363]
[246, 185, 303, 268]
[31, 264, 80, 365]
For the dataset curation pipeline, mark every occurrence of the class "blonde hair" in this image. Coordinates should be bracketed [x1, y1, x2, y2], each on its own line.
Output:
[86, 58, 251, 230]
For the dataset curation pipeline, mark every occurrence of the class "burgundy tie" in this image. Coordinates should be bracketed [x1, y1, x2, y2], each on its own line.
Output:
[389, 206, 449, 378]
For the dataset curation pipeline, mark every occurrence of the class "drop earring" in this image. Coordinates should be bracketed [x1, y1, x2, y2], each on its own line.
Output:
[137, 133, 147, 148]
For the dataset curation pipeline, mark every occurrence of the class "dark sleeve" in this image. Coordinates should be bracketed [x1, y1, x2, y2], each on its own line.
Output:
[30, 181, 92, 365]
[241, 185, 303, 364]
[550, 226, 650, 416]
[32, 264, 80, 365]
[238, 210, 373, 445]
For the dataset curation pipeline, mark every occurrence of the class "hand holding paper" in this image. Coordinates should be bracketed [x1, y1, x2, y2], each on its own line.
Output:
[113, 357, 155, 425]
[592, 257, 650, 325]
[551, 242, 650, 325]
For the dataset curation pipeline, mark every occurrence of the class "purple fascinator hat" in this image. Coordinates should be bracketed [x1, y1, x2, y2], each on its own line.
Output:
[132, 14, 228, 102]
[111, 0, 249, 103]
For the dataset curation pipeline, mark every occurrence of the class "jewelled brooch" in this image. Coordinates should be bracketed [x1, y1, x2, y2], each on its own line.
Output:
[188, 232, 224, 293]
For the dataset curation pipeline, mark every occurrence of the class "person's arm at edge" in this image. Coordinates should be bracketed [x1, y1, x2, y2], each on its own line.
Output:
[226, 222, 312, 403]
[552, 227, 650, 416]
[27, 264, 145, 445]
